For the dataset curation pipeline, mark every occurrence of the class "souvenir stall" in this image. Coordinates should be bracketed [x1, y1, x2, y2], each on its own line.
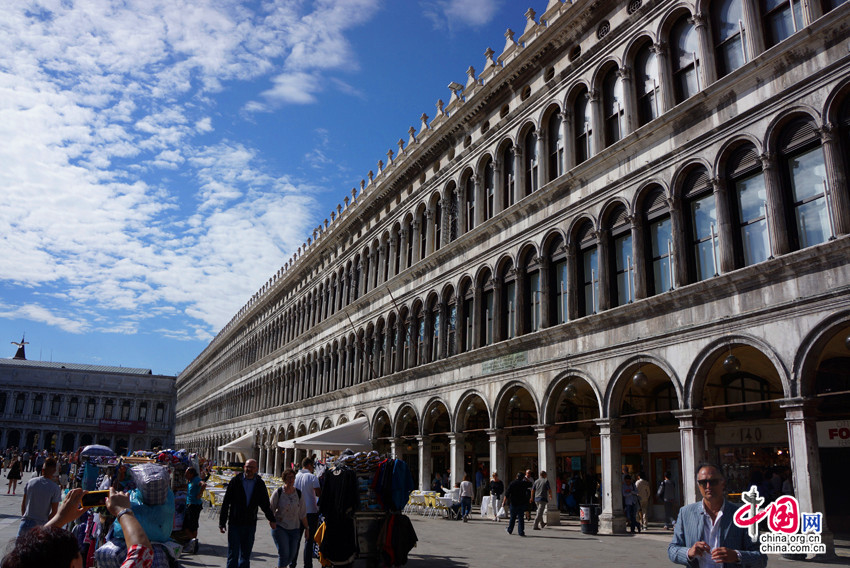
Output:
[281, 418, 418, 567]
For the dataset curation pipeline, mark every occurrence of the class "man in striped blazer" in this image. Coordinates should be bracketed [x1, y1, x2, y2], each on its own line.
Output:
[668, 464, 767, 568]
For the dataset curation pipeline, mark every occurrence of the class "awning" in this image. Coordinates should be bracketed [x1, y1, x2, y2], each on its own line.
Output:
[218, 432, 255, 454]
[278, 417, 371, 452]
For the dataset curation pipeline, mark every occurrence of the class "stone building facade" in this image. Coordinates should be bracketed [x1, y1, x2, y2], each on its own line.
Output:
[1, 351, 176, 454]
[176, 0, 850, 543]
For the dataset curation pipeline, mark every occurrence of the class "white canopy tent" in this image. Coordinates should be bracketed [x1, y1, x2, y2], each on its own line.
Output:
[278, 416, 371, 452]
[217, 432, 255, 458]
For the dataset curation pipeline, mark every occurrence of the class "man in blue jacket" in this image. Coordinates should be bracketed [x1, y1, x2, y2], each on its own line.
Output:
[219, 459, 276, 568]
[668, 464, 767, 568]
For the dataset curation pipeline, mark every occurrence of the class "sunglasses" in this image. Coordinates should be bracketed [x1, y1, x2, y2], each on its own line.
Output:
[697, 478, 722, 487]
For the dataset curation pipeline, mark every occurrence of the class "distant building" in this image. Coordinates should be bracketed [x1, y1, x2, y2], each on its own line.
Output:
[176, 0, 850, 545]
[0, 341, 176, 454]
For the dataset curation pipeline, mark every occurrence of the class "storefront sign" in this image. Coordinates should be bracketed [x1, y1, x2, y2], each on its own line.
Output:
[99, 419, 147, 434]
[714, 423, 786, 445]
[816, 420, 850, 447]
[481, 352, 528, 374]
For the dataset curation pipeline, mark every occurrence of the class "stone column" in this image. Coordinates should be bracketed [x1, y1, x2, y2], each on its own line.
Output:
[560, 111, 574, 172]
[596, 230, 610, 311]
[387, 236, 397, 279]
[819, 123, 850, 236]
[535, 425, 561, 525]
[399, 227, 409, 272]
[673, 409, 706, 505]
[539, 258, 552, 329]
[618, 67, 636, 137]
[691, 13, 716, 88]
[426, 208, 436, 256]
[389, 437, 403, 459]
[258, 446, 267, 474]
[266, 443, 275, 476]
[761, 152, 791, 256]
[368, 248, 378, 290]
[417, 435, 432, 492]
[273, 443, 282, 477]
[377, 243, 387, 285]
[492, 278, 504, 342]
[474, 174, 485, 227]
[493, 158, 505, 215]
[565, 249, 579, 321]
[411, 219, 421, 265]
[653, 43, 674, 113]
[630, 216, 647, 300]
[512, 146, 524, 203]
[441, 197, 451, 247]
[782, 399, 834, 556]
[589, 89, 602, 157]
[536, 130, 546, 190]
[668, 196, 688, 288]
[448, 433, 466, 486]
[711, 177, 736, 273]
[458, 181, 468, 235]
[487, 429, 507, 483]
[595, 418, 626, 534]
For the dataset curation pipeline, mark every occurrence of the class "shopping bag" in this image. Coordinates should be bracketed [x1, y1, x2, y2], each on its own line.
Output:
[497, 506, 507, 519]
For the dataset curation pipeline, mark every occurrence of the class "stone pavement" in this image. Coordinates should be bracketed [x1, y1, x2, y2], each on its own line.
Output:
[1, 472, 848, 567]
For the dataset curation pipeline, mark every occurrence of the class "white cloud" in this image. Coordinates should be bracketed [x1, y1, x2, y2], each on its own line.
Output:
[0, 0, 379, 339]
[421, 0, 503, 30]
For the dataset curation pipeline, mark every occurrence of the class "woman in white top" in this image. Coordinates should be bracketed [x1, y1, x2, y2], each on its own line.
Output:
[459, 474, 474, 522]
[270, 468, 308, 568]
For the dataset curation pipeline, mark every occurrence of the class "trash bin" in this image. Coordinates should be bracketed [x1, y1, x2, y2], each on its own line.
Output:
[580, 504, 598, 534]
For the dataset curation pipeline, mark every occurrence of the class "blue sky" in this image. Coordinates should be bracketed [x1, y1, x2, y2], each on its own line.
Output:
[0, 0, 534, 376]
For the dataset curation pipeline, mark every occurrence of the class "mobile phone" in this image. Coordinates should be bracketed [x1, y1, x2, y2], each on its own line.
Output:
[81, 490, 109, 508]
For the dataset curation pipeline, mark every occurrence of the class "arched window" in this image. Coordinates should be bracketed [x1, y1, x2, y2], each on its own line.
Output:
[607, 207, 634, 307]
[603, 67, 624, 147]
[138, 401, 148, 421]
[86, 398, 96, 419]
[447, 186, 459, 242]
[671, 15, 700, 103]
[15, 393, 25, 414]
[574, 88, 592, 164]
[464, 174, 475, 233]
[481, 275, 495, 346]
[375, 321, 385, 378]
[778, 118, 831, 249]
[523, 257, 542, 333]
[103, 398, 114, 419]
[762, 0, 803, 49]
[577, 224, 598, 316]
[121, 400, 131, 420]
[430, 299, 441, 361]
[51, 395, 61, 416]
[724, 372, 774, 419]
[433, 196, 442, 251]
[524, 129, 538, 196]
[461, 285, 474, 353]
[483, 158, 495, 220]
[415, 305, 426, 366]
[32, 394, 44, 416]
[68, 397, 79, 418]
[418, 209, 428, 260]
[635, 41, 660, 126]
[155, 402, 164, 423]
[547, 237, 568, 325]
[682, 167, 719, 282]
[0, 392, 5, 415]
[501, 264, 517, 339]
[643, 189, 674, 295]
[712, 0, 747, 77]
[446, 290, 457, 357]
[502, 144, 515, 208]
[399, 315, 410, 371]
[727, 145, 769, 267]
[547, 111, 564, 181]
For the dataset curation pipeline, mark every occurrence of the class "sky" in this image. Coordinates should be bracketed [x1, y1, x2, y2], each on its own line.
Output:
[0, 0, 537, 376]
